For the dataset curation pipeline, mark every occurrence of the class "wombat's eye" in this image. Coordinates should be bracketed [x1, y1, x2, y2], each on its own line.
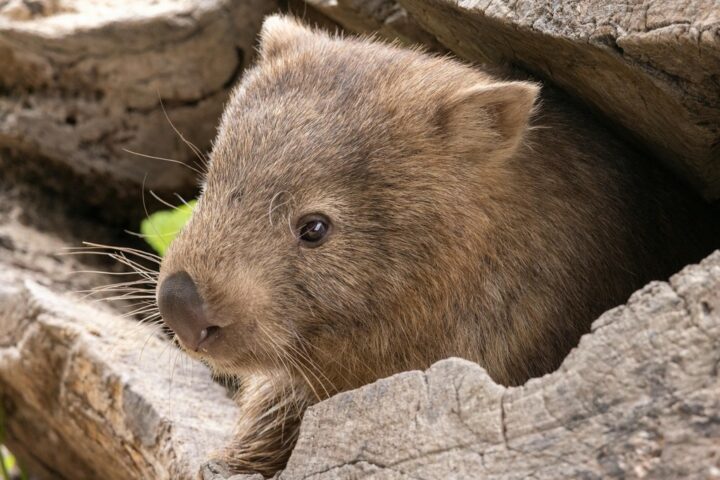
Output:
[297, 214, 332, 247]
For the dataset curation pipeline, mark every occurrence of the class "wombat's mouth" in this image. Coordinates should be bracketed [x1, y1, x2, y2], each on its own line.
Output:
[174, 323, 229, 357]
[172, 318, 270, 372]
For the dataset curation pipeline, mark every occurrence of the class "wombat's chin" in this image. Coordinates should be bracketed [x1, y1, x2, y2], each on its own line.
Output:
[188, 342, 280, 376]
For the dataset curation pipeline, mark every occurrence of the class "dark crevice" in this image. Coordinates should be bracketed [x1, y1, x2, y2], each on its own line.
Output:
[223, 47, 246, 89]
[0, 147, 197, 228]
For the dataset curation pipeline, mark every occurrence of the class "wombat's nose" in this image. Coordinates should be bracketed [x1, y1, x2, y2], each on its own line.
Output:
[158, 271, 218, 351]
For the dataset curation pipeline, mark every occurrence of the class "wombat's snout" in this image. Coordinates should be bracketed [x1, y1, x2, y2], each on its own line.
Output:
[158, 271, 219, 351]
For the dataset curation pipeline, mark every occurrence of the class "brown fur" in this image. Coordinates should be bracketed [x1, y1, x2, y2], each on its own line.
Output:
[158, 15, 719, 476]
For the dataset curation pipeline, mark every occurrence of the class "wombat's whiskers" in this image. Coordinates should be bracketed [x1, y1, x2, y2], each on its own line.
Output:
[263, 322, 332, 401]
[122, 149, 205, 177]
[267, 191, 294, 227]
[64, 242, 163, 360]
[249, 325, 304, 444]
[149, 190, 184, 211]
[158, 96, 209, 172]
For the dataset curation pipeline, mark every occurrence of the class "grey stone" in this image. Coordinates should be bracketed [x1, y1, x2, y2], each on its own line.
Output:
[307, 0, 720, 202]
[0, 0, 277, 201]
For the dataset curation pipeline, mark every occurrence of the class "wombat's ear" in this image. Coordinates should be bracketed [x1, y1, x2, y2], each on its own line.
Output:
[258, 15, 314, 59]
[443, 81, 540, 159]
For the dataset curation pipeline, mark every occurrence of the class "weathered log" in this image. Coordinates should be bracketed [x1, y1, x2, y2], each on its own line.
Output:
[0, 0, 277, 204]
[0, 270, 239, 480]
[307, 0, 720, 202]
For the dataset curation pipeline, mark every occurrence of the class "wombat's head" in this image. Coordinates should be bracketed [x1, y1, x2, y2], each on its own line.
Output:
[157, 15, 538, 388]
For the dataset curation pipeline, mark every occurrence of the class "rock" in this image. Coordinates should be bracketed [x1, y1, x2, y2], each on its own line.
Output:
[0, 271, 240, 480]
[307, 0, 720, 202]
[0, 0, 277, 203]
[275, 250, 720, 479]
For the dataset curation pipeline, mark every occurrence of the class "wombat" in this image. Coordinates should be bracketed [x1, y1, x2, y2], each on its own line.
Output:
[156, 15, 719, 476]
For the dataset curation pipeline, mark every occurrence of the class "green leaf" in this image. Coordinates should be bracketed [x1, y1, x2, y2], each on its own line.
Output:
[140, 200, 197, 256]
[2, 449, 14, 473]
[0, 446, 14, 480]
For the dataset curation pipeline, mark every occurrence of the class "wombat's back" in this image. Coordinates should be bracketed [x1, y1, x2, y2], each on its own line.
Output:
[474, 89, 719, 384]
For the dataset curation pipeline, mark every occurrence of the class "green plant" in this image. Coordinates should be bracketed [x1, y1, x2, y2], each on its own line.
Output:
[0, 404, 27, 480]
[140, 200, 197, 256]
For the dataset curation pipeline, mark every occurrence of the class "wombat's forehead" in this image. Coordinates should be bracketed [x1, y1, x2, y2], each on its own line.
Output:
[206, 143, 367, 199]
[206, 120, 370, 198]
[209, 98, 381, 183]
[204, 43, 446, 195]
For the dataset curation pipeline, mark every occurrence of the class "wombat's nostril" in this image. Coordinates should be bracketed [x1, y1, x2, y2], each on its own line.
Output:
[158, 271, 218, 351]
